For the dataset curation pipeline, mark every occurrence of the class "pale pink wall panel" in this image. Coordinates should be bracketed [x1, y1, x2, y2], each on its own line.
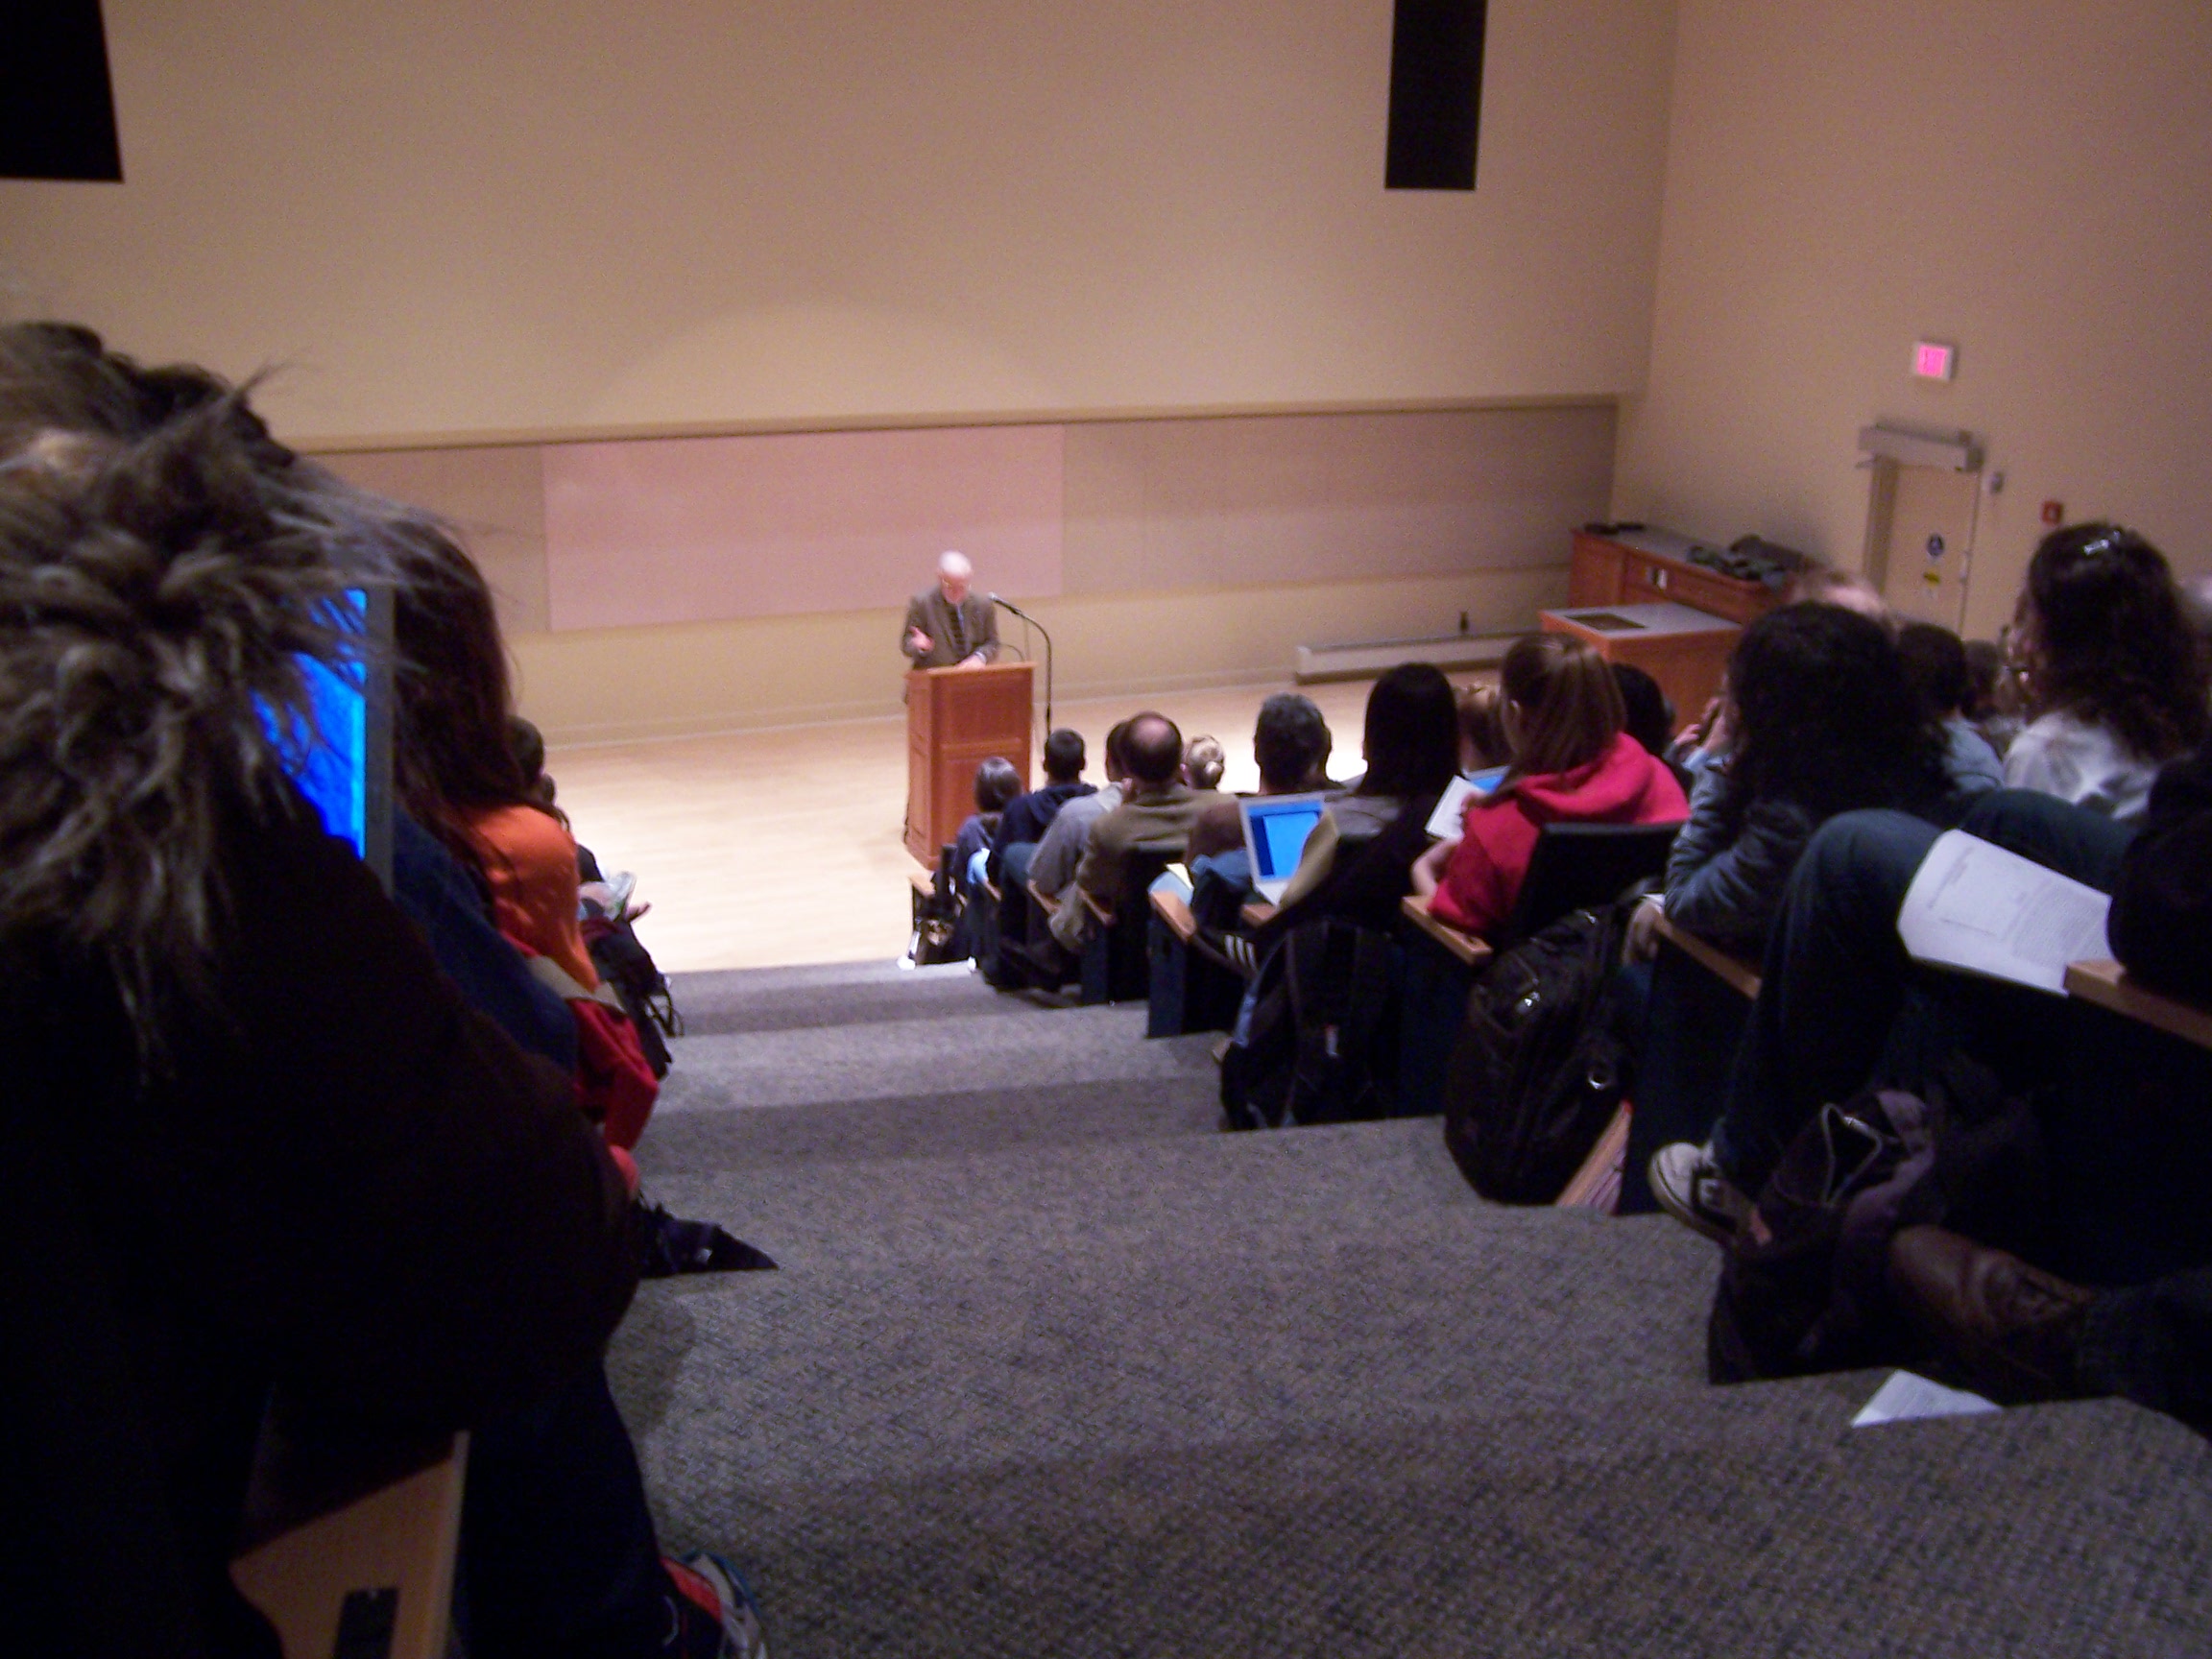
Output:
[542, 425, 1065, 631]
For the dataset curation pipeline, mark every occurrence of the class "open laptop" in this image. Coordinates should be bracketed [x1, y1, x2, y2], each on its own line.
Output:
[1239, 792, 1330, 903]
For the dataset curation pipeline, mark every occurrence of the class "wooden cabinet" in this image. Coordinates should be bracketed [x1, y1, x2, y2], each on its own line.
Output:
[1569, 529, 1781, 629]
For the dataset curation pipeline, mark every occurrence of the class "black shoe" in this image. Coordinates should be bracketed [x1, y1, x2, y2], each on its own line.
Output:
[1887, 1225, 2096, 1405]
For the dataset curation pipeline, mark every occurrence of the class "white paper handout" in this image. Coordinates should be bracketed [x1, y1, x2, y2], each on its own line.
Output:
[1850, 1369, 2001, 1428]
[1425, 766, 1509, 840]
[1896, 830, 2112, 994]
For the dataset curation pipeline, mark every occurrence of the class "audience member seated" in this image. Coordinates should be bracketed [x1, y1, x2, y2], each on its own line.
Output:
[1015, 718, 1134, 972]
[1654, 738, 2212, 1433]
[1268, 662, 1461, 921]
[953, 755, 1022, 891]
[2001, 522, 2208, 819]
[1457, 681, 1511, 773]
[1657, 602, 1951, 959]
[390, 524, 661, 1153]
[1075, 711, 1227, 910]
[1609, 662, 1677, 765]
[1896, 620, 2005, 797]
[1962, 637, 2020, 757]
[1411, 635, 1688, 938]
[0, 325, 762, 1659]
[1182, 692, 1336, 922]
[987, 727, 1094, 889]
[1782, 563, 1893, 627]
[1182, 733, 1226, 792]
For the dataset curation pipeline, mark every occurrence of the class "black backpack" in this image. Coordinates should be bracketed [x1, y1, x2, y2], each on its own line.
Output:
[1221, 919, 1399, 1130]
[584, 916, 680, 1079]
[1441, 902, 1635, 1203]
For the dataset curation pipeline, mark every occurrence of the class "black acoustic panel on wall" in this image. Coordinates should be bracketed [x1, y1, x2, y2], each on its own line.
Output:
[3, 0, 124, 181]
[1385, 0, 1486, 191]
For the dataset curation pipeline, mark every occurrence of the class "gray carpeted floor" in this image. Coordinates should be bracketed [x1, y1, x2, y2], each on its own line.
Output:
[611, 959, 2212, 1656]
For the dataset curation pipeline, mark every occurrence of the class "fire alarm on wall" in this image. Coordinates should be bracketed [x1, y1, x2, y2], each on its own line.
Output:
[2041, 500, 2065, 526]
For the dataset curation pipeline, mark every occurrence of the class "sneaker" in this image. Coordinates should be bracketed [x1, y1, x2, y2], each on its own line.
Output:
[1648, 1141, 1749, 1243]
[1887, 1225, 2096, 1406]
[663, 1551, 768, 1659]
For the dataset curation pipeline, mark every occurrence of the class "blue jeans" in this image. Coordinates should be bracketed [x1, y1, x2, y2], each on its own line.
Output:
[1713, 790, 2210, 1285]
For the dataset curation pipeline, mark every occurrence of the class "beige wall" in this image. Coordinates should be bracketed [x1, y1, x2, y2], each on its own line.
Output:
[2, 1, 1676, 442]
[513, 565, 1567, 745]
[1614, 0, 2212, 640]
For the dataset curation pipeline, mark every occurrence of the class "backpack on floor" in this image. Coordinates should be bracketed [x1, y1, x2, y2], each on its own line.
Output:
[1441, 902, 1635, 1203]
[583, 912, 680, 1078]
[1221, 918, 1399, 1130]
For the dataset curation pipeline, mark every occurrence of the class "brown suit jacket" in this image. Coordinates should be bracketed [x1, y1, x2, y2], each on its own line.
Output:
[902, 589, 999, 667]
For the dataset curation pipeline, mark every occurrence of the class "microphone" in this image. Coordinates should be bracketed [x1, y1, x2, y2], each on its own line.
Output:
[987, 595, 1052, 734]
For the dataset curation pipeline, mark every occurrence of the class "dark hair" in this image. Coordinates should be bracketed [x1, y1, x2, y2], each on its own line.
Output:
[1895, 623, 1972, 718]
[2021, 522, 2208, 761]
[972, 756, 1022, 813]
[1456, 683, 1509, 772]
[1100, 718, 1136, 780]
[390, 523, 557, 877]
[507, 715, 548, 787]
[1358, 662, 1461, 800]
[1041, 727, 1085, 782]
[1254, 693, 1331, 792]
[1494, 633, 1623, 783]
[1123, 711, 1184, 787]
[0, 323, 398, 1044]
[1610, 663, 1675, 759]
[1727, 602, 1943, 819]
[1961, 638, 2005, 718]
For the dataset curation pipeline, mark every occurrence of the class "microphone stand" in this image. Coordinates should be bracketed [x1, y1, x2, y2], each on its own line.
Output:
[990, 593, 1052, 737]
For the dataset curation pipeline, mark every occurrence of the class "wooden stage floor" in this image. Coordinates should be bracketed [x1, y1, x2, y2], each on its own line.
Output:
[546, 678, 1384, 974]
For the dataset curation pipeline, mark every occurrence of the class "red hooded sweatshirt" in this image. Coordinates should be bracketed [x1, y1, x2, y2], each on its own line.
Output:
[1429, 731, 1689, 936]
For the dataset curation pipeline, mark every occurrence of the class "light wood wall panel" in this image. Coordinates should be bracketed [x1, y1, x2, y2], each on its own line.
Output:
[541, 425, 1067, 631]
[320, 445, 550, 634]
[1063, 405, 1615, 592]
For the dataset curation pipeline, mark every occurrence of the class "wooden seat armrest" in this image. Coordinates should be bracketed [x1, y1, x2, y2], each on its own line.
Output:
[1400, 892, 1493, 970]
[1150, 887, 1198, 943]
[1083, 891, 1116, 926]
[983, 879, 1002, 902]
[1027, 878, 1061, 918]
[1240, 900, 1277, 928]
[1651, 912, 1763, 1000]
[2064, 959, 2212, 1052]
[907, 868, 934, 899]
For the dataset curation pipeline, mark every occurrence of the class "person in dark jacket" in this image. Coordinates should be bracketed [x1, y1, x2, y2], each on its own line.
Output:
[986, 726, 1096, 887]
[0, 326, 758, 1658]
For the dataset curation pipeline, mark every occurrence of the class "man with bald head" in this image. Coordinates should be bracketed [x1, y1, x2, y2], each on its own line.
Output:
[902, 550, 999, 668]
[1076, 710, 1228, 906]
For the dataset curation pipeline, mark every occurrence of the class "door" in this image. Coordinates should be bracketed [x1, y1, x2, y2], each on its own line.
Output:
[1866, 460, 1978, 632]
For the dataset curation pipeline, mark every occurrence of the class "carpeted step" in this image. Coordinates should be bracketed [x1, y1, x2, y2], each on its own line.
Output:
[653, 1001, 1211, 1121]
[669, 959, 1059, 1037]
[609, 1210, 1724, 1497]
[637, 1390, 2212, 1659]
[636, 1072, 1225, 1178]
[638, 1116, 1517, 1270]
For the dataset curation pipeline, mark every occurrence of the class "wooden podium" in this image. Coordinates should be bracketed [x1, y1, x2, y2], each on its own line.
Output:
[905, 661, 1033, 865]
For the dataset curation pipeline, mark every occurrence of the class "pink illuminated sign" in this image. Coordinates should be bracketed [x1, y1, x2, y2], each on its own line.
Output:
[1912, 341, 1958, 381]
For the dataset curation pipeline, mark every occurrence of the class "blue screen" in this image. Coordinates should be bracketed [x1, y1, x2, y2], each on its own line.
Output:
[262, 593, 370, 858]
[1249, 802, 1325, 879]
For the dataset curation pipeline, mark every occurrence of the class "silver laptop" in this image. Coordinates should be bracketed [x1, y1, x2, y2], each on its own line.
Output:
[1239, 792, 1330, 903]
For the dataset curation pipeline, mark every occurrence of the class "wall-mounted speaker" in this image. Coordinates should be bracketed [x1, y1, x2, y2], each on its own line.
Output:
[4, 0, 123, 182]
[1385, 0, 1486, 191]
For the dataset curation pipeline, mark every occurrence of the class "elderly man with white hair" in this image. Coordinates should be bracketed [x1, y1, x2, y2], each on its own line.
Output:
[902, 549, 999, 668]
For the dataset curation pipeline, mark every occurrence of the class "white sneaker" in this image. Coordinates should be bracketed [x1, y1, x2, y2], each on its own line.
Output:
[1648, 1141, 1749, 1243]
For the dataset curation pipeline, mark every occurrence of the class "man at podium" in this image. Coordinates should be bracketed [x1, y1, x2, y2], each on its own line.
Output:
[902, 550, 999, 668]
